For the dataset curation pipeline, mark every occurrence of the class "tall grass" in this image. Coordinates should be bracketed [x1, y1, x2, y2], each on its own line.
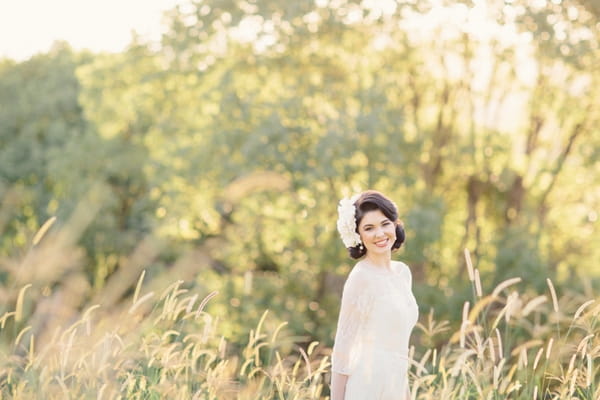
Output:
[409, 250, 599, 399]
[1, 225, 598, 399]
[0, 278, 329, 399]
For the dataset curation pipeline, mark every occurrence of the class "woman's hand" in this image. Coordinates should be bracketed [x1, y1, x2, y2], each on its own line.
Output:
[330, 372, 349, 400]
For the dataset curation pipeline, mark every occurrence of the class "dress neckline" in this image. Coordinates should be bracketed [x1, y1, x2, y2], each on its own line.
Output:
[359, 259, 399, 275]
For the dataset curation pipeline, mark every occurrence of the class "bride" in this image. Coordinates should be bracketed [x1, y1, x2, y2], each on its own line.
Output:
[330, 190, 419, 400]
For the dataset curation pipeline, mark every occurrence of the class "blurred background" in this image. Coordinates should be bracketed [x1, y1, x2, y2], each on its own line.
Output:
[1, 0, 599, 374]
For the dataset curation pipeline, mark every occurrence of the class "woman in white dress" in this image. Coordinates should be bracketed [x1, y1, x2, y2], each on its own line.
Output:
[330, 190, 419, 400]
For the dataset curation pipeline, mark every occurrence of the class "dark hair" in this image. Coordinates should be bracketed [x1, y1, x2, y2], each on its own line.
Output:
[347, 190, 405, 259]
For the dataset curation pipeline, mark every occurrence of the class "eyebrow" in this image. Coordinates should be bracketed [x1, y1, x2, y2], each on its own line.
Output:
[361, 218, 390, 228]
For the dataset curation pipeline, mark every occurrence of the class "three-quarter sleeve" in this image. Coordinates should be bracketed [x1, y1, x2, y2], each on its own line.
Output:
[331, 269, 373, 375]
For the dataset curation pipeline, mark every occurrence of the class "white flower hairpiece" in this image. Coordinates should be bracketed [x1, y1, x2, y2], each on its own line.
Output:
[336, 194, 362, 248]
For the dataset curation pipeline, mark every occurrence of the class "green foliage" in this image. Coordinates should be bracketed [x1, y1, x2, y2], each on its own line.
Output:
[0, 45, 87, 254]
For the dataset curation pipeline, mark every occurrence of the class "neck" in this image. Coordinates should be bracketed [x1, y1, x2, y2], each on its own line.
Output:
[364, 253, 392, 270]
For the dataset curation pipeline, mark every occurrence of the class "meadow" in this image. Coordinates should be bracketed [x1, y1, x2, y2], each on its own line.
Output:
[1, 222, 598, 399]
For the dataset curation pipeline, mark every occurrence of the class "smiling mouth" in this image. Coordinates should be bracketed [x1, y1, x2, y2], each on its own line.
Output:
[374, 239, 389, 247]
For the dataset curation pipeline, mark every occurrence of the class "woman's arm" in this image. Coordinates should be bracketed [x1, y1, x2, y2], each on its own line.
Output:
[330, 372, 349, 400]
[331, 268, 373, 400]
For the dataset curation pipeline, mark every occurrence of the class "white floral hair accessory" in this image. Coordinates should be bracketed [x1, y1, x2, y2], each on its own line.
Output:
[336, 194, 362, 248]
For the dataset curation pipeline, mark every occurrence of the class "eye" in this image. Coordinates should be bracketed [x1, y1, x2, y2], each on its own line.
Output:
[383, 221, 391, 226]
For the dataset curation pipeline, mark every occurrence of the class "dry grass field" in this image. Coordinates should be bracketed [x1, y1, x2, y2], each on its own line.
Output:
[1, 231, 598, 399]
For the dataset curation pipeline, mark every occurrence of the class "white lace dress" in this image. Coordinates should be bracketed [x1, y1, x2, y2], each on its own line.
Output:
[332, 260, 419, 400]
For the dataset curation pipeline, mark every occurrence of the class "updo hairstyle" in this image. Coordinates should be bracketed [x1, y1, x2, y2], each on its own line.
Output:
[348, 190, 405, 259]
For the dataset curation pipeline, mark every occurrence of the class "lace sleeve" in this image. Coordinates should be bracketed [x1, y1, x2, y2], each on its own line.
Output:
[402, 262, 413, 288]
[331, 269, 373, 375]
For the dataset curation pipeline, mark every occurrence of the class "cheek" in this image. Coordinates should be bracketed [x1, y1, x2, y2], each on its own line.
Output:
[359, 231, 372, 241]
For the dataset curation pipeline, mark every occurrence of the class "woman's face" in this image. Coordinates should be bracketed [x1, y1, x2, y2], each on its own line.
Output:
[357, 209, 396, 255]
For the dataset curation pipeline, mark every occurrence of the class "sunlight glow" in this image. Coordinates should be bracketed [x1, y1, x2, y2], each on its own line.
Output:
[0, 0, 183, 60]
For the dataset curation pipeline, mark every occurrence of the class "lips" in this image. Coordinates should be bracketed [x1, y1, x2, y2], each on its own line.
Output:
[374, 238, 389, 247]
